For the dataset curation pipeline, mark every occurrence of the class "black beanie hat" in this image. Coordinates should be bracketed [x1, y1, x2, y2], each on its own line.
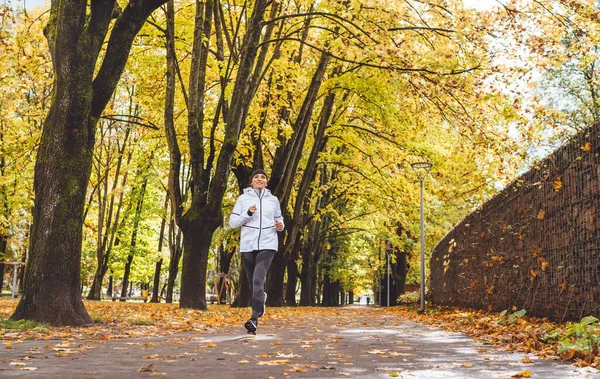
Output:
[251, 168, 268, 180]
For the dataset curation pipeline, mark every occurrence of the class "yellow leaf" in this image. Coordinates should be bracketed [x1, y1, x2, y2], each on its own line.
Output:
[389, 373, 400, 377]
[541, 261, 549, 271]
[581, 142, 591, 151]
[238, 360, 249, 364]
[553, 178, 562, 192]
[257, 359, 290, 366]
[462, 362, 472, 367]
[206, 342, 217, 348]
[537, 210, 545, 220]
[5, 341, 13, 349]
[512, 371, 532, 377]
[522, 356, 532, 363]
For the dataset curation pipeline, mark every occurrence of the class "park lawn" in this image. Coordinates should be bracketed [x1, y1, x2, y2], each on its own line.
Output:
[1, 299, 599, 368]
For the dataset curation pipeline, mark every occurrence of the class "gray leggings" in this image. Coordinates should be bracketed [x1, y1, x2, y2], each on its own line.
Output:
[242, 249, 276, 318]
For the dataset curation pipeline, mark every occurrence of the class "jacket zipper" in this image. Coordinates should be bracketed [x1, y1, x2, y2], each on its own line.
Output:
[257, 190, 264, 249]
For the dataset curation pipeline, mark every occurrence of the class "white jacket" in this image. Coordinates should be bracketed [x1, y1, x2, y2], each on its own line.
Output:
[229, 188, 284, 252]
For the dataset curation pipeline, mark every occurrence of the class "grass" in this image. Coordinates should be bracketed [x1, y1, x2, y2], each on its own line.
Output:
[0, 317, 51, 332]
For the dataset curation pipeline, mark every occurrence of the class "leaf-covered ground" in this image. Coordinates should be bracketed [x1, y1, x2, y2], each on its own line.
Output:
[1, 300, 598, 369]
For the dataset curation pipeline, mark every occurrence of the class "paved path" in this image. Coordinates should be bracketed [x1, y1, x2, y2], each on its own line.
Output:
[1, 306, 598, 378]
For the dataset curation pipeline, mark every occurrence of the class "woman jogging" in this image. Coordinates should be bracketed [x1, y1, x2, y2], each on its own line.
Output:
[229, 169, 284, 334]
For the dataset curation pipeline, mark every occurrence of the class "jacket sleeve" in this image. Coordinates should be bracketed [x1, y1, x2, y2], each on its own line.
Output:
[229, 196, 251, 229]
[274, 198, 285, 231]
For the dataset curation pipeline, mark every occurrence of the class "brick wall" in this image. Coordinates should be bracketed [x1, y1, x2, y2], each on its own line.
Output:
[430, 123, 600, 322]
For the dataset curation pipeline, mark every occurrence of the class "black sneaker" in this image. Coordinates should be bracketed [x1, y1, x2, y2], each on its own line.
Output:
[244, 318, 258, 335]
[258, 292, 267, 317]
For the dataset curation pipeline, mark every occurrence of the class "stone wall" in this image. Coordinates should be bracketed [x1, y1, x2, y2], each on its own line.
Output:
[430, 123, 600, 322]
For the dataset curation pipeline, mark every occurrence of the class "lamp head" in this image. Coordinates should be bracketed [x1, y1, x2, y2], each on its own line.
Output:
[410, 161, 433, 179]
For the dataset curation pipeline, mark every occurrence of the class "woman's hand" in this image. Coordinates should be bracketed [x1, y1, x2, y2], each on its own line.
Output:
[247, 204, 257, 216]
[275, 220, 283, 230]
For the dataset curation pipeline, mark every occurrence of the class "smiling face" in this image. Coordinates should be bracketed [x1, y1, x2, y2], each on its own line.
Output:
[251, 173, 268, 190]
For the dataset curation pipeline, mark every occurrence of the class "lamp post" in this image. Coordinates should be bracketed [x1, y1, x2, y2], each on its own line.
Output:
[385, 248, 391, 307]
[411, 161, 432, 313]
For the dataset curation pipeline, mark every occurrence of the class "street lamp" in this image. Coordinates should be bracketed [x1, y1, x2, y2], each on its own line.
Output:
[411, 161, 432, 313]
[385, 247, 392, 307]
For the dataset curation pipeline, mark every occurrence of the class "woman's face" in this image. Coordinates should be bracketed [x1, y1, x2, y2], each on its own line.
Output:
[251, 174, 268, 190]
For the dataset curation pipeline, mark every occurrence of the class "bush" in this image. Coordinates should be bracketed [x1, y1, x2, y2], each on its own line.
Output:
[397, 291, 419, 304]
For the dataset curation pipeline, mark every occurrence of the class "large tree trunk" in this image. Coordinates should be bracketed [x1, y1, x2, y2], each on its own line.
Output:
[10, 0, 168, 325]
[179, 214, 221, 308]
[11, 79, 97, 325]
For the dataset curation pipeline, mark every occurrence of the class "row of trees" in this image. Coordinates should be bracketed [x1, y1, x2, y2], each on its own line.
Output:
[1, 0, 597, 325]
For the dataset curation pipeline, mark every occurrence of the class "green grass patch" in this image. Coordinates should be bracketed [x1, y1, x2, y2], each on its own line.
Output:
[0, 317, 51, 332]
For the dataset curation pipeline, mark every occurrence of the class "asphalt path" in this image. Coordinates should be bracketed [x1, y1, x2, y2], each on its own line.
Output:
[1, 306, 598, 378]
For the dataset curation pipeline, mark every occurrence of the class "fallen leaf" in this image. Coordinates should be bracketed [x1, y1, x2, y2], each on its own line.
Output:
[366, 349, 388, 354]
[10, 362, 26, 366]
[276, 352, 300, 358]
[5, 341, 13, 349]
[389, 373, 400, 377]
[512, 371, 532, 378]
[138, 363, 155, 372]
[257, 359, 291, 366]
[20, 367, 38, 371]
[522, 356, 532, 363]
[238, 360, 249, 364]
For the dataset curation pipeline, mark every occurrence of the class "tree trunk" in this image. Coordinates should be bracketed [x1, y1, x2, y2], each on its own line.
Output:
[232, 258, 251, 308]
[179, 214, 221, 309]
[150, 192, 169, 303]
[166, 0, 271, 310]
[10, 0, 168, 325]
[166, 224, 182, 303]
[285, 258, 299, 306]
[299, 243, 313, 306]
[107, 276, 113, 298]
[217, 243, 234, 304]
